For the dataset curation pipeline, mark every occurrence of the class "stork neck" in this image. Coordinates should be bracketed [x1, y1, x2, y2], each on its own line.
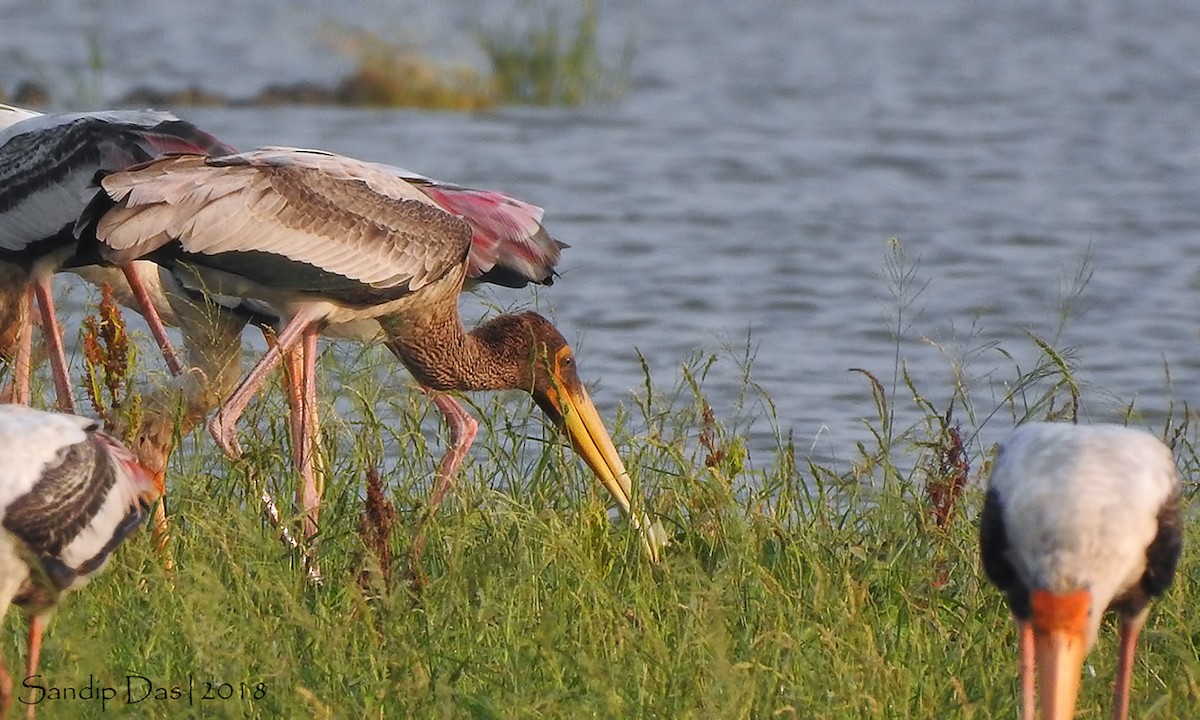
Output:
[380, 311, 526, 394]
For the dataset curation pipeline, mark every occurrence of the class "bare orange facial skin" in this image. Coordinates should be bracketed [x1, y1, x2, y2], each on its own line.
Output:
[1030, 589, 1091, 720]
[1031, 589, 1090, 636]
[553, 345, 572, 368]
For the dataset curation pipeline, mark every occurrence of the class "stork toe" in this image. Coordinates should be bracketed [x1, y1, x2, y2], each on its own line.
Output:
[208, 412, 244, 459]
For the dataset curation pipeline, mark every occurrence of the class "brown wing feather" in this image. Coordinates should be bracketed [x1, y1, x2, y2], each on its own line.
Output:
[97, 149, 473, 294]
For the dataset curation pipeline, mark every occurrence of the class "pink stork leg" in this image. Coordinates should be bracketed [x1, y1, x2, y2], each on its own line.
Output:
[280, 341, 306, 476]
[410, 390, 479, 562]
[260, 326, 302, 457]
[8, 287, 34, 405]
[122, 265, 183, 376]
[273, 328, 324, 538]
[23, 615, 43, 718]
[0, 649, 9, 719]
[1017, 618, 1034, 720]
[1111, 612, 1147, 720]
[32, 276, 75, 413]
[281, 327, 323, 539]
[209, 307, 322, 459]
[423, 391, 479, 511]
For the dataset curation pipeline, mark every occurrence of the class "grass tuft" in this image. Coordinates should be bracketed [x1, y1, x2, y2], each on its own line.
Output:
[11, 1, 636, 110]
[476, 0, 634, 106]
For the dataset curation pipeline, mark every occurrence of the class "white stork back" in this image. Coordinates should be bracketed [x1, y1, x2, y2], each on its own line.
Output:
[980, 421, 1183, 720]
[0, 107, 235, 259]
[0, 405, 160, 717]
[0, 103, 239, 411]
[0, 105, 40, 133]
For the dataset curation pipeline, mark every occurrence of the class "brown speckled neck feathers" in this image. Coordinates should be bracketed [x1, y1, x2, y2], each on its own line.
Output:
[382, 311, 561, 395]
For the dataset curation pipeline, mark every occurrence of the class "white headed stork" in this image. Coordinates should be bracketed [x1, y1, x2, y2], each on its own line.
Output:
[980, 422, 1183, 720]
[0, 404, 160, 718]
[83, 146, 663, 558]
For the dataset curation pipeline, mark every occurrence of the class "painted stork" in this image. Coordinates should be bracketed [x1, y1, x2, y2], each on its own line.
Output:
[0, 405, 160, 718]
[69, 145, 571, 563]
[85, 147, 662, 558]
[980, 422, 1183, 720]
[0, 105, 236, 412]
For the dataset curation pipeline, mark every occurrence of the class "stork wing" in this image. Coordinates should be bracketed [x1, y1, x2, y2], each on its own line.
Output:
[0, 103, 42, 133]
[2, 435, 116, 560]
[96, 148, 473, 296]
[0, 109, 236, 253]
[372, 160, 566, 288]
[415, 182, 564, 288]
[0, 406, 153, 592]
[0, 406, 93, 508]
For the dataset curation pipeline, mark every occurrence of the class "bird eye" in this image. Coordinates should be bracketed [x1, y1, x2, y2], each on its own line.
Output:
[551, 345, 575, 374]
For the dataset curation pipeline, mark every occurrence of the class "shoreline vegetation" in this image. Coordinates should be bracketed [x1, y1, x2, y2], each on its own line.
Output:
[0, 2, 629, 112]
[4, 247, 1196, 717]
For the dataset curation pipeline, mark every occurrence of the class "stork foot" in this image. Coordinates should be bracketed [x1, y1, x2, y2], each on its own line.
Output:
[208, 412, 244, 459]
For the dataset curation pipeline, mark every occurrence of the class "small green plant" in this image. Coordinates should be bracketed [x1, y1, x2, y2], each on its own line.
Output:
[81, 282, 141, 434]
[477, 0, 635, 106]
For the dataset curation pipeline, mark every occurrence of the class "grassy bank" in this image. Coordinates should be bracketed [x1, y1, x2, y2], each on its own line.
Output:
[7, 249, 1200, 718]
[8, 344, 1196, 719]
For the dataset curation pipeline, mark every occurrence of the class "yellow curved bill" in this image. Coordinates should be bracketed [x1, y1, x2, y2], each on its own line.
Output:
[556, 384, 667, 562]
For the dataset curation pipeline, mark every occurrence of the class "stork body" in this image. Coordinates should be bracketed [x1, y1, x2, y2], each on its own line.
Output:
[980, 422, 1183, 720]
[87, 147, 659, 557]
[73, 146, 565, 552]
[0, 105, 236, 411]
[0, 405, 160, 718]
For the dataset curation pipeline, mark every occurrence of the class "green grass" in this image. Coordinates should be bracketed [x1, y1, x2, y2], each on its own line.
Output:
[8, 248, 1200, 718]
[477, 0, 635, 106]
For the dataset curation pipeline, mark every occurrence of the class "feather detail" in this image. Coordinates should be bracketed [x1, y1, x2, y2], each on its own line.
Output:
[95, 149, 475, 296]
[0, 406, 157, 599]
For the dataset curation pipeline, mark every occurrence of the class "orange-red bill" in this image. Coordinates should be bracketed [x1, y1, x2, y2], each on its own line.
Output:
[1031, 589, 1090, 720]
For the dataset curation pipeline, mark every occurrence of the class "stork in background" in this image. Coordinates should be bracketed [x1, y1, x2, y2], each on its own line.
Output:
[980, 422, 1183, 720]
[0, 405, 160, 718]
[0, 104, 236, 413]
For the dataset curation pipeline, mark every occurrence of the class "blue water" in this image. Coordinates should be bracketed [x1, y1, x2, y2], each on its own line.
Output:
[3, 1, 1200, 469]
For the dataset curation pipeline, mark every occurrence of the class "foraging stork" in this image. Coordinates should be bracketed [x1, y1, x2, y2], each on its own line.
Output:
[0, 405, 160, 718]
[980, 422, 1183, 720]
[75, 159, 567, 543]
[69, 145, 568, 558]
[71, 265, 254, 499]
[86, 147, 662, 557]
[0, 105, 236, 412]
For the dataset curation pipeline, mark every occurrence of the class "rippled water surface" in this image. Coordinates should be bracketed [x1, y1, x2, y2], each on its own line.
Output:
[4, 2, 1200, 465]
